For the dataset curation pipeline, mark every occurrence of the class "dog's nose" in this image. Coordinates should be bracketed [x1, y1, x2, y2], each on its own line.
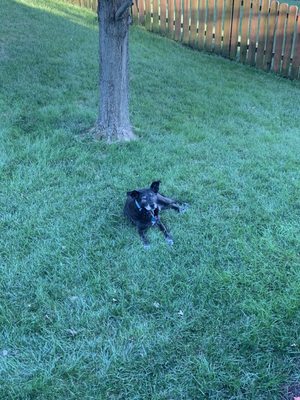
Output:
[150, 204, 155, 210]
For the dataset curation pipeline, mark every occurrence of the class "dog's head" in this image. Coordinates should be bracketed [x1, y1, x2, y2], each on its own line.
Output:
[127, 181, 160, 211]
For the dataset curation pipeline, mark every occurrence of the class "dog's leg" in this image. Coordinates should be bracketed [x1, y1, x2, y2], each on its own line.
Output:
[157, 193, 177, 209]
[157, 220, 174, 246]
[138, 227, 150, 248]
[157, 193, 188, 213]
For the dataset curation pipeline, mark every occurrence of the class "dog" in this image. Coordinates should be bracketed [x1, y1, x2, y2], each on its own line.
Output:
[124, 181, 188, 247]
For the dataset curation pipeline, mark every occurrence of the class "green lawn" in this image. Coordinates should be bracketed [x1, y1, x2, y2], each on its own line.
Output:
[1, 0, 300, 399]
[281, 0, 299, 5]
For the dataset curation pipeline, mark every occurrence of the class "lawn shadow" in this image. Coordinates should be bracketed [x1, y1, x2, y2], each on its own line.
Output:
[1, 0, 99, 137]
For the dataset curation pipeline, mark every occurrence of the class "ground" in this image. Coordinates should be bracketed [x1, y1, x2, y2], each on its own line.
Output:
[1, 0, 300, 399]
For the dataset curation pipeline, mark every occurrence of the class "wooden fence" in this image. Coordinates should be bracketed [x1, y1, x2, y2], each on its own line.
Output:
[68, 0, 300, 80]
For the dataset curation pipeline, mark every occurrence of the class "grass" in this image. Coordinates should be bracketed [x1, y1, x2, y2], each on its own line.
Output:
[1, 0, 300, 398]
[281, 0, 300, 5]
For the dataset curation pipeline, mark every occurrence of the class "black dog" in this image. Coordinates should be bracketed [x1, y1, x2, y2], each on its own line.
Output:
[124, 181, 188, 247]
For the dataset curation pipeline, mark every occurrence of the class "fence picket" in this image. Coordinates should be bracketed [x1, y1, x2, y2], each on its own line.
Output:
[153, 0, 159, 32]
[248, 0, 260, 66]
[282, 5, 297, 77]
[132, 0, 139, 24]
[175, 0, 182, 41]
[240, 0, 251, 63]
[223, 0, 233, 57]
[138, 0, 145, 24]
[264, 1, 278, 71]
[160, 0, 167, 33]
[190, 0, 198, 47]
[145, 0, 152, 30]
[215, 0, 224, 54]
[183, 0, 190, 44]
[198, 0, 206, 49]
[273, 3, 288, 73]
[291, 11, 300, 79]
[206, 0, 215, 51]
[168, 0, 175, 38]
[230, 0, 241, 59]
[256, 0, 269, 68]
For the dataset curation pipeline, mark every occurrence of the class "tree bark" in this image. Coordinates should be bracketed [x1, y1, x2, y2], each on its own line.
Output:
[97, 0, 136, 142]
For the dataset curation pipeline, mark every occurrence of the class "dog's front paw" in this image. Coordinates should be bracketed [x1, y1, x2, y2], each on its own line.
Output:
[179, 203, 189, 214]
[165, 237, 174, 246]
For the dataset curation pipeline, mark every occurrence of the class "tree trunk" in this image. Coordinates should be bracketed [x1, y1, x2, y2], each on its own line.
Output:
[97, 0, 136, 142]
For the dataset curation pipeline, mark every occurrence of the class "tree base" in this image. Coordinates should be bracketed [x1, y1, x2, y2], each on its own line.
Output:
[88, 124, 137, 143]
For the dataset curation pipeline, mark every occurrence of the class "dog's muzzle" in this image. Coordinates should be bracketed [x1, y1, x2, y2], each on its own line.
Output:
[135, 200, 159, 225]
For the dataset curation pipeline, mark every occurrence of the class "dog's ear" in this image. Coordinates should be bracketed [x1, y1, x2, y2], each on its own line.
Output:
[127, 190, 140, 199]
[150, 180, 161, 193]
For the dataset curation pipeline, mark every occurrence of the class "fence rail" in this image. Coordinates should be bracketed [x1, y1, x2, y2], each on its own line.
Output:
[68, 0, 300, 80]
